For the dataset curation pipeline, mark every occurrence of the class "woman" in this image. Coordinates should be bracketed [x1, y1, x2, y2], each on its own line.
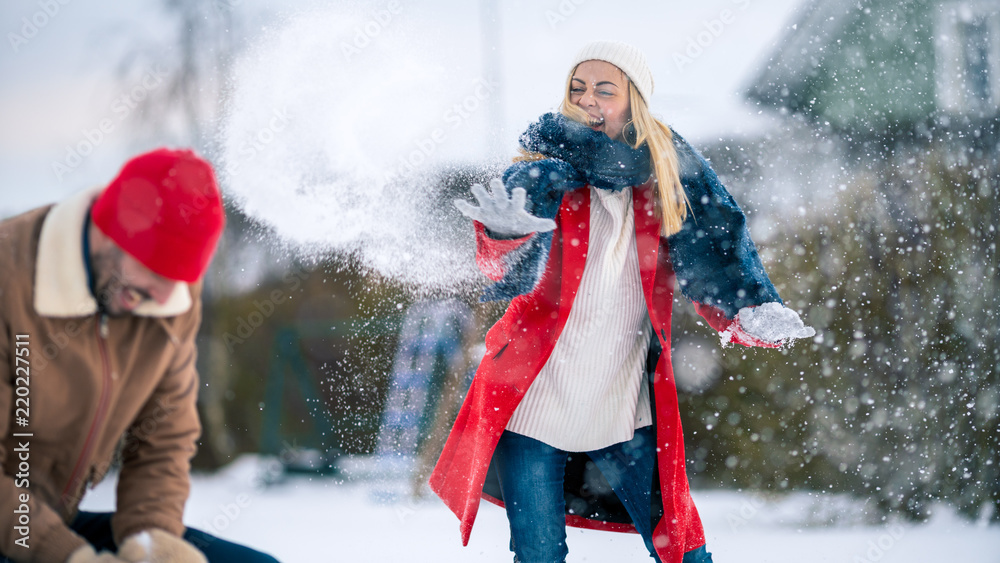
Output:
[431, 41, 813, 563]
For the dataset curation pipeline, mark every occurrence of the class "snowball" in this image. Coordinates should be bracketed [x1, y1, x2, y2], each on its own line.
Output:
[738, 302, 816, 343]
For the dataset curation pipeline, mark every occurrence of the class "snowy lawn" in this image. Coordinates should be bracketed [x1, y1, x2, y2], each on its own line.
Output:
[80, 456, 1000, 562]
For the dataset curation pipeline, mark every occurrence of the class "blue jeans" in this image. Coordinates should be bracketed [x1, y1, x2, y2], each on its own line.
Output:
[494, 428, 715, 563]
[494, 427, 663, 563]
[0, 512, 280, 562]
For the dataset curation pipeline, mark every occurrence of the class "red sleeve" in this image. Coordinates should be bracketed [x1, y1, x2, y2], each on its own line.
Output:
[693, 302, 780, 349]
[474, 222, 533, 282]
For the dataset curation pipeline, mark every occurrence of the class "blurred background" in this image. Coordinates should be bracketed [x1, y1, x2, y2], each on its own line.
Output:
[1, 0, 998, 552]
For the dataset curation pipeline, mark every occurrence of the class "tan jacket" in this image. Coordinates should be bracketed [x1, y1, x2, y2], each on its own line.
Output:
[0, 187, 202, 562]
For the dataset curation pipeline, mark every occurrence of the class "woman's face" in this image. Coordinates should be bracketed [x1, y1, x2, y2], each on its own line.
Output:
[569, 60, 632, 142]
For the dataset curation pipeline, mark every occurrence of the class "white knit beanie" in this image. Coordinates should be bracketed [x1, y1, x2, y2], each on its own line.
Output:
[570, 40, 654, 104]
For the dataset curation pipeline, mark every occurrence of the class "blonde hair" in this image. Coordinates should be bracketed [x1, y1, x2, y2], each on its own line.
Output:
[519, 65, 689, 236]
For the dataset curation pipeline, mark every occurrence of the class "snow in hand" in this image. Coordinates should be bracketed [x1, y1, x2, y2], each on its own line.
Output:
[219, 7, 482, 293]
[79, 456, 1000, 562]
[736, 302, 815, 344]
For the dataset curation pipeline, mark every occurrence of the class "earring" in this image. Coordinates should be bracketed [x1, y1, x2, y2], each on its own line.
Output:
[622, 120, 637, 145]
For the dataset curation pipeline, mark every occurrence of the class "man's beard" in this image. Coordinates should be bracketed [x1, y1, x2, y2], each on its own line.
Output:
[91, 245, 141, 316]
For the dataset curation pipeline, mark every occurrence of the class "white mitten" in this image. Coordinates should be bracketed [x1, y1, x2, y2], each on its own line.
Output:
[117, 529, 207, 563]
[453, 178, 556, 238]
[66, 545, 128, 563]
[735, 302, 815, 345]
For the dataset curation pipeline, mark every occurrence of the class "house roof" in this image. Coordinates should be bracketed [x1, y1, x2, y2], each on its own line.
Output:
[745, 0, 860, 108]
[745, 0, 940, 132]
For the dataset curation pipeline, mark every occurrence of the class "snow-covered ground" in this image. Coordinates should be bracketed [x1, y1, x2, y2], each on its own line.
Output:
[79, 455, 1000, 562]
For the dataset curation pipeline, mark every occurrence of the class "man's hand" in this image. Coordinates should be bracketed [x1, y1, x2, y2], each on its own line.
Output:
[118, 529, 207, 563]
[454, 178, 556, 238]
[66, 545, 128, 563]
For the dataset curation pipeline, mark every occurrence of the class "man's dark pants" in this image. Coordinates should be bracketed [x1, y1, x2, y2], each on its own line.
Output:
[1, 511, 280, 562]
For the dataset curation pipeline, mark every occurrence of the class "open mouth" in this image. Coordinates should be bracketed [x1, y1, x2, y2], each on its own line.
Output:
[588, 116, 605, 127]
[120, 286, 144, 310]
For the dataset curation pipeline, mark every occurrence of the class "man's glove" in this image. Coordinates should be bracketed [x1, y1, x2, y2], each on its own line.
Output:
[66, 545, 128, 563]
[117, 529, 207, 563]
[734, 302, 815, 345]
[453, 178, 556, 238]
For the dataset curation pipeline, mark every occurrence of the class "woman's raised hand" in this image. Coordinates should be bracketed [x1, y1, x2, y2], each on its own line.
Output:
[453, 178, 557, 238]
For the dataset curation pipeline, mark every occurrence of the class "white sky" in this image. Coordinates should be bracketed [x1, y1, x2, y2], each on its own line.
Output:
[0, 0, 804, 217]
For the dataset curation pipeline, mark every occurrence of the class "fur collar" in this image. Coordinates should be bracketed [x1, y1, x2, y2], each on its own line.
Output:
[34, 186, 192, 318]
[518, 112, 652, 190]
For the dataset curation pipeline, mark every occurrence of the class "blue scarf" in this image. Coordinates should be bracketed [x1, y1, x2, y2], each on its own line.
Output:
[485, 112, 781, 317]
[517, 112, 651, 190]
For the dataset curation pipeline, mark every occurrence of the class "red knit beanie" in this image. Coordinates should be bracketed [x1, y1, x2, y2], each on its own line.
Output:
[91, 148, 225, 283]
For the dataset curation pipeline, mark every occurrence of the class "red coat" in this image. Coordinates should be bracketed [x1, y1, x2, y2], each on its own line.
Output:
[430, 182, 766, 563]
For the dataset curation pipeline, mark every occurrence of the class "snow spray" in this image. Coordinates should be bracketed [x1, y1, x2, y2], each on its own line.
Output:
[219, 5, 494, 294]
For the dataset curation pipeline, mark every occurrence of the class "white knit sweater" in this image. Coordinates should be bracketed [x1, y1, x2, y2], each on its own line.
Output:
[506, 186, 652, 452]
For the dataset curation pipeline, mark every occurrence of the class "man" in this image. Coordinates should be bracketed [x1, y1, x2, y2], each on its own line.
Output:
[0, 149, 278, 562]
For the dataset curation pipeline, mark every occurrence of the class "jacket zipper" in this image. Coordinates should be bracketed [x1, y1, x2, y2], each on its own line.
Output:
[61, 314, 112, 506]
